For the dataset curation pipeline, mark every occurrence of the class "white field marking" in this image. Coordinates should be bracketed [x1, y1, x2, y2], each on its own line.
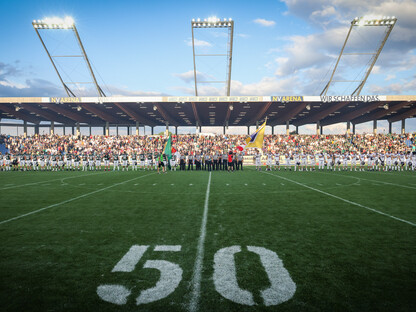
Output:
[79, 183, 85, 186]
[0, 171, 107, 191]
[317, 183, 323, 186]
[247, 246, 296, 306]
[336, 183, 342, 186]
[112, 245, 149, 272]
[188, 171, 212, 312]
[0, 173, 156, 226]
[319, 171, 416, 190]
[189, 184, 193, 186]
[171, 184, 174, 186]
[134, 183, 138, 186]
[281, 183, 285, 186]
[97, 285, 131, 305]
[154, 245, 182, 252]
[263, 172, 416, 227]
[213, 246, 255, 306]
[226, 183, 229, 186]
[262, 183, 266, 186]
[245, 183, 248, 186]
[153, 183, 157, 186]
[136, 260, 183, 305]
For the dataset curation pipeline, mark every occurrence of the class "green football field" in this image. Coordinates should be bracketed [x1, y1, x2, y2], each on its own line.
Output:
[0, 167, 415, 312]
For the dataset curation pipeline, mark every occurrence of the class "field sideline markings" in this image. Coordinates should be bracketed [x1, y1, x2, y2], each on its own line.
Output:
[0, 171, 107, 191]
[263, 172, 416, 227]
[318, 171, 416, 190]
[189, 171, 212, 312]
[0, 172, 156, 226]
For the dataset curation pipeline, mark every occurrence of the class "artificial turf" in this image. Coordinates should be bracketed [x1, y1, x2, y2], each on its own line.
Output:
[0, 167, 415, 311]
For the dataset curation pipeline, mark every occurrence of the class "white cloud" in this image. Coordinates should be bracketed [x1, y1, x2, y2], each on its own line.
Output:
[185, 38, 212, 47]
[173, 70, 213, 84]
[253, 18, 276, 27]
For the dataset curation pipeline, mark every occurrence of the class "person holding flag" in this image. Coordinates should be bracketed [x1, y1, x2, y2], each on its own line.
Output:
[157, 152, 166, 174]
[163, 134, 173, 170]
[237, 118, 267, 151]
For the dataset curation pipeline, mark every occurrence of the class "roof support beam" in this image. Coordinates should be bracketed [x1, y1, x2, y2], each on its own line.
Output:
[38, 103, 91, 123]
[81, 103, 119, 123]
[191, 102, 202, 126]
[388, 106, 416, 123]
[293, 102, 348, 126]
[320, 102, 382, 126]
[21, 104, 75, 125]
[114, 103, 157, 127]
[155, 103, 181, 126]
[270, 103, 307, 126]
[0, 104, 41, 124]
[352, 101, 409, 124]
[247, 102, 271, 125]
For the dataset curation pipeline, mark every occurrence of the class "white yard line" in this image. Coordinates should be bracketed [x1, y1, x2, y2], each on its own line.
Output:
[0, 171, 107, 191]
[189, 172, 212, 312]
[318, 171, 416, 190]
[0, 173, 155, 225]
[263, 172, 416, 227]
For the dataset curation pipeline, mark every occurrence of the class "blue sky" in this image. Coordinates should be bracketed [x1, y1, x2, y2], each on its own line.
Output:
[1, 0, 415, 134]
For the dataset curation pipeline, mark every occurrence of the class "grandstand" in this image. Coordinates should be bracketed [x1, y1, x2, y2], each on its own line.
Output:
[0, 94, 415, 136]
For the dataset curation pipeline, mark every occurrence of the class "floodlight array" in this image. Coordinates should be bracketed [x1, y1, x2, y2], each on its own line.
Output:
[192, 17, 233, 28]
[352, 16, 397, 26]
[32, 17, 75, 29]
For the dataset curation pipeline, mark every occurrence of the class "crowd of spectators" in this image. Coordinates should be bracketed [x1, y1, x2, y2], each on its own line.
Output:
[1, 133, 414, 156]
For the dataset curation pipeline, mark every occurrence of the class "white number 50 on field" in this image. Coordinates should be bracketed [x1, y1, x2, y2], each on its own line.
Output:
[97, 245, 296, 306]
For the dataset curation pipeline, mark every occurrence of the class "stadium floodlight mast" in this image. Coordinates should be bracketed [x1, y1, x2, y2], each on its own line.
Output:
[321, 15, 397, 96]
[32, 16, 106, 97]
[191, 17, 234, 96]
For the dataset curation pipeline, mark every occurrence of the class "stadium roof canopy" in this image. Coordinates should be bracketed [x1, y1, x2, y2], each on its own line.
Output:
[0, 95, 415, 128]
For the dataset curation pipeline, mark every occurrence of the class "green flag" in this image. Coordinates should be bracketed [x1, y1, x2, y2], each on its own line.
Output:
[163, 135, 172, 169]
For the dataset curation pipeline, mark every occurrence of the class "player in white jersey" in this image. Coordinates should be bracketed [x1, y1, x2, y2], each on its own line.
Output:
[169, 154, 176, 171]
[130, 153, 137, 171]
[121, 153, 129, 171]
[342, 153, 348, 171]
[89, 155, 95, 171]
[113, 154, 120, 171]
[293, 153, 300, 171]
[399, 152, 406, 171]
[285, 153, 291, 170]
[317, 152, 324, 170]
[350, 152, 357, 171]
[274, 152, 280, 171]
[385, 152, 392, 171]
[254, 150, 261, 171]
[392, 152, 400, 171]
[334, 152, 340, 171]
[412, 152, 416, 171]
[266, 152, 273, 171]
[95, 155, 102, 171]
[359, 153, 366, 171]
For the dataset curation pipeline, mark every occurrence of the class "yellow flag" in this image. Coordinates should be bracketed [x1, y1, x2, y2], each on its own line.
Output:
[245, 120, 266, 149]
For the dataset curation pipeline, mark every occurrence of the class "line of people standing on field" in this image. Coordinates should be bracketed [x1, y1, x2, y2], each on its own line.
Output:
[177, 151, 243, 172]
